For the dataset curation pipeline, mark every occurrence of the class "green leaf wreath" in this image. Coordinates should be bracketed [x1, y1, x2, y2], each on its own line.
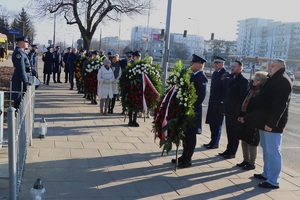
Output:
[153, 60, 197, 157]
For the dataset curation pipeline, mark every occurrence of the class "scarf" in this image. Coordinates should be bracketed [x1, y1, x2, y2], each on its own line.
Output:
[241, 90, 254, 112]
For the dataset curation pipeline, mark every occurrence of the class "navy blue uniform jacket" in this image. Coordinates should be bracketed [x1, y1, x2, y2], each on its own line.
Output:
[191, 70, 208, 132]
[11, 46, 30, 101]
[205, 68, 229, 125]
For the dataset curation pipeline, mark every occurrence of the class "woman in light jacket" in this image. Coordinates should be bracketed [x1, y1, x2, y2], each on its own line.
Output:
[97, 59, 114, 115]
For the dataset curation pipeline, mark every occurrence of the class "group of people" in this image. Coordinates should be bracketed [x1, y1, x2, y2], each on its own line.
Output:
[11, 35, 292, 190]
[60, 47, 143, 123]
[172, 53, 292, 190]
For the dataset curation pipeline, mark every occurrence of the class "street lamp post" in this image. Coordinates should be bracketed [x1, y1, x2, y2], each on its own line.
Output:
[162, 0, 172, 87]
[188, 17, 200, 36]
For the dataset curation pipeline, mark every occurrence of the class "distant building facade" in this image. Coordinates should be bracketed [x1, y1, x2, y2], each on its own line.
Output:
[131, 26, 204, 59]
[237, 18, 300, 60]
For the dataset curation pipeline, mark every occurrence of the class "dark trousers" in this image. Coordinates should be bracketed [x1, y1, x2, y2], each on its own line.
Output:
[65, 72, 69, 83]
[53, 72, 61, 82]
[128, 110, 137, 123]
[225, 116, 240, 156]
[43, 73, 51, 84]
[209, 124, 223, 146]
[181, 123, 197, 162]
[109, 94, 117, 112]
[69, 70, 74, 89]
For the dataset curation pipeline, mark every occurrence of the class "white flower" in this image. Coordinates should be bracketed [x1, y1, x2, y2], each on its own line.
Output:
[180, 82, 184, 86]
[184, 98, 188, 101]
[177, 72, 180, 77]
[91, 61, 94, 64]
[129, 69, 132, 73]
[184, 103, 187, 107]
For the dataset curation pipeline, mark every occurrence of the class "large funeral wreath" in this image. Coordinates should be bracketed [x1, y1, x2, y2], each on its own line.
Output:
[153, 60, 197, 161]
[119, 58, 162, 115]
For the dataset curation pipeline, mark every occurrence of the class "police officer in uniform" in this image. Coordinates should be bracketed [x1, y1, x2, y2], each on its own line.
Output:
[204, 56, 229, 149]
[171, 54, 208, 168]
[28, 44, 39, 78]
[11, 36, 30, 109]
[42, 46, 54, 85]
[53, 46, 63, 83]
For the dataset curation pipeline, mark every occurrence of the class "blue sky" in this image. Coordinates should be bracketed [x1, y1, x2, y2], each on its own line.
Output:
[1, 0, 299, 46]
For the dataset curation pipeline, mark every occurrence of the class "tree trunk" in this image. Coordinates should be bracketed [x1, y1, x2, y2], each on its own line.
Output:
[83, 35, 92, 52]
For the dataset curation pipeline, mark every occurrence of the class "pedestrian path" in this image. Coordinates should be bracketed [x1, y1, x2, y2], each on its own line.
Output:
[14, 81, 300, 200]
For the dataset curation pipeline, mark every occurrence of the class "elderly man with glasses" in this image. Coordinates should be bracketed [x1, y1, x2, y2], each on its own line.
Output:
[253, 59, 292, 189]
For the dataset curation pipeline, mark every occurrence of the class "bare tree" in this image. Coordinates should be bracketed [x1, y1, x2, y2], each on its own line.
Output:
[29, 0, 151, 51]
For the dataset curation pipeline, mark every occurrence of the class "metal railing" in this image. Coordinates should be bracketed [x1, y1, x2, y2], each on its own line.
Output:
[5, 77, 36, 200]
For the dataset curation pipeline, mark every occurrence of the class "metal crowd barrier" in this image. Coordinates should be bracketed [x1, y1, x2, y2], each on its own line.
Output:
[5, 77, 36, 200]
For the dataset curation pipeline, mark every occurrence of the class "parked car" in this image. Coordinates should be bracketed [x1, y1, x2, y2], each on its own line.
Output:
[286, 70, 295, 82]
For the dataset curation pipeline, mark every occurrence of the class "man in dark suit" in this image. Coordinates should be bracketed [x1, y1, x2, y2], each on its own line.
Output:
[205, 56, 229, 149]
[53, 46, 63, 83]
[11, 36, 30, 109]
[221, 60, 249, 159]
[63, 47, 71, 83]
[42, 46, 54, 85]
[172, 54, 208, 168]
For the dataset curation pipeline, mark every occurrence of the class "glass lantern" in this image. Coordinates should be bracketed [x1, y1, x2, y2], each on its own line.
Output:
[30, 178, 45, 200]
[39, 118, 47, 138]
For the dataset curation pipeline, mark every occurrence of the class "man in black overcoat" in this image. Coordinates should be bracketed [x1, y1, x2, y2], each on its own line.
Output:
[42, 46, 54, 85]
[63, 47, 71, 83]
[53, 46, 63, 83]
[221, 60, 249, 159]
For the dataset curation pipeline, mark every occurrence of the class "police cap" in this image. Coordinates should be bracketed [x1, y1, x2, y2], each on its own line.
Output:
[133, 51, 141, 57]
[15, 36, 29, 43]
[31, 44, 38, 48]
[125, 51, 133, 57]
[92, 50, 99, 55]
[213, 56, 226, 63]
[191, 54, 207, 64]
[55, 46, 60, 49]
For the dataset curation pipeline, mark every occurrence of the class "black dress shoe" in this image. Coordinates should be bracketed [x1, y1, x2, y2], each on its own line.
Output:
[203, 143, 211, 147]
[54, 80, 57, 83]
[69, 88, 73, 90]
[236, 161, 249, 167]
[218, 151, 228, 156]
[178, 160, 192, 168]
[132, 121, 139, 127]
[128, 122, 134, 127]
[206, 145, 219, 149]
[171, 156, 184, 164]
[254, 174, 267, 180]
[223, 154, 235, 159]
[243, 163, 255, 170]
[57, 81, 62, 83]
[258, 181, 279, 189]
